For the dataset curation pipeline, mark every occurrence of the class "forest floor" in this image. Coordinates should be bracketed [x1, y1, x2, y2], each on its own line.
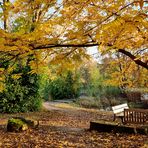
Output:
[0, 101, 147, 148]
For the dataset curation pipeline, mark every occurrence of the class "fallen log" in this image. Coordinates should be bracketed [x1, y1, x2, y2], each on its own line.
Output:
[90, 121, 148, 135]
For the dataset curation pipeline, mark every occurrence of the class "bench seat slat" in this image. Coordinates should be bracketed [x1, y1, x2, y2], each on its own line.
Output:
[112, 103, 129, 114]
[112, 107, 128, 114]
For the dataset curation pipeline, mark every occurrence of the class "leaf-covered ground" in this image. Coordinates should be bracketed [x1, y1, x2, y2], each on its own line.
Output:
[0, 103, 147, 148]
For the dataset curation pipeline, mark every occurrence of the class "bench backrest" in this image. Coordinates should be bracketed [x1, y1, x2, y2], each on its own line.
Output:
[124, 109, 148, 124]
[112, 103, 129, 114]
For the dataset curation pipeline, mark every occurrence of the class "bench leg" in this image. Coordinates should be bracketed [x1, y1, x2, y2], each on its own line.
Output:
[113, 114, 116, 121]
[121, 117, 124, 124]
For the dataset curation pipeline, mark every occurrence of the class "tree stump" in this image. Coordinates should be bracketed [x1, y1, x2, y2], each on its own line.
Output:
[7, 117, 39, 132]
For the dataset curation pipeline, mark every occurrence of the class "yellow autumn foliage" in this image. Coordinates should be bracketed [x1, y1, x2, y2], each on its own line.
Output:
[0, 0, 148, 91]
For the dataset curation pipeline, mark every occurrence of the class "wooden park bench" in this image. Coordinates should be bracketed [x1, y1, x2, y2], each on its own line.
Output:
[123, 109, 148, 124]
[112, 103, 129, 122]
[112, 103, 148, 124]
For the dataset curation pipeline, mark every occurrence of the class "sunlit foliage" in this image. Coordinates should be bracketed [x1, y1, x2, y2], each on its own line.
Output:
[0, 0, 147, 91]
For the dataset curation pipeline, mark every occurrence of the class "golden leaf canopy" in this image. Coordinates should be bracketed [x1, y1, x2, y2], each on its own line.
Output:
[0, 0, 148, 91]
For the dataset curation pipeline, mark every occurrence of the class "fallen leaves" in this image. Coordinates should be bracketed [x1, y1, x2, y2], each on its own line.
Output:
[0, 107, 147, 147]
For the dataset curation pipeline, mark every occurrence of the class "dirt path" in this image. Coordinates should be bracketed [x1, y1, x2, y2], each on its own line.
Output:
[41, 101, 114, 131]
[42, 101, 107, 113]
[42, 101, 78, 111]
[43, 102, 65, 111]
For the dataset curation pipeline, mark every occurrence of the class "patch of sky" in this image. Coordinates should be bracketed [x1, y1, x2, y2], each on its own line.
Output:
[45, 0, 63, 19]
[87, 47, 103, 64]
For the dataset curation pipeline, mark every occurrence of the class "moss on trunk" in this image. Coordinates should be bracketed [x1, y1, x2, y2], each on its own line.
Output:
[7, 117, 39, 132]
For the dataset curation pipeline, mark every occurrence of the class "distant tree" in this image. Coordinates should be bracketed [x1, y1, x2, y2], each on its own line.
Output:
[100, 53, 148, 89]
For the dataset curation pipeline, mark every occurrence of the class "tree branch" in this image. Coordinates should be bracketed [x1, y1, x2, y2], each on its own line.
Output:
[33, 43, 148, 70]
[33, 43, 99, 49]
[118, 49, 148, 70]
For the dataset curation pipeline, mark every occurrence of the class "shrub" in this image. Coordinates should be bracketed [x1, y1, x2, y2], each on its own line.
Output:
[75, 97, 102, 108]
[49, 78, 69, 100]
[39, 75, 51, 101]
[81, 84, 122, 99]
[49, 71, 80, 100]
[100, 97, 110, 108]
[109, 98, 126, 106]
[128, 102, 147, 109]
[0, 63, 42, 113]
[102, 86, 122, 98]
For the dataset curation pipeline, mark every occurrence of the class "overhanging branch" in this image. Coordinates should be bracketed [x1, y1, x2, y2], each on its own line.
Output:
[33, 43, 148, 70]
[33, 43, 99, 50]
[118, 49, 148, 70]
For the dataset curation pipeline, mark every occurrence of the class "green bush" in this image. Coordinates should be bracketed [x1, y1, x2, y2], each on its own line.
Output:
[39, 75, 51, 101]
[103, 86, 122, 98]
[49, 78, 68, 100]
[49, 71, 80, 100]
[0, 62, 42, 113]
[83, 85, 122, 99]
